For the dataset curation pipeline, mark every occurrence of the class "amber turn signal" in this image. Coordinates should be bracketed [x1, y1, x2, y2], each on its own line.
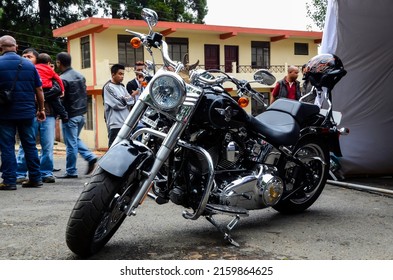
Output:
[130, 37, 142, 48]
[238, 97, 249, 108]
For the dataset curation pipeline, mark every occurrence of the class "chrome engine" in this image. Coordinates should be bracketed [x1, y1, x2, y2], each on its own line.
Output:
[181, 130, 284, 211]
[219, 165, 284, 210]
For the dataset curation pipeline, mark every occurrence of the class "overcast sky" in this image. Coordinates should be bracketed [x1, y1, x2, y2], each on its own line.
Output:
[204, 0, 320, 31]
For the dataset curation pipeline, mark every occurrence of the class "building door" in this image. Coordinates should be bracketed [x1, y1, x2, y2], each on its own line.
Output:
[204, 44, 220, 70]
[225, 45, 239, 73]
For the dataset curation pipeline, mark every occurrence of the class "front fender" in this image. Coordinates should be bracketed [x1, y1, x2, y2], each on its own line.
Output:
[98, 139, 154, 177]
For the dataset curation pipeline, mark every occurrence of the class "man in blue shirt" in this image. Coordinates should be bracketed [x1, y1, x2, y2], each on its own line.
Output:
[0, 35, 46, 190]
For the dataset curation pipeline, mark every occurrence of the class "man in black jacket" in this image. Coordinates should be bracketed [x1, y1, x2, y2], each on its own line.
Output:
[55, 52, 97, 178]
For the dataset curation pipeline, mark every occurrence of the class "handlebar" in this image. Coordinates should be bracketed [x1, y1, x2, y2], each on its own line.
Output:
[125, 29, 146, 39]
[191, 70, 227, 85]
[189, 69, 268, 107]
[125, 29, 184, 73]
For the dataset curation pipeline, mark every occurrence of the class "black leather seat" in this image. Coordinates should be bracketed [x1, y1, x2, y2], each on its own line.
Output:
[267, 98, 320, 125]
[250, 110, 300, 146]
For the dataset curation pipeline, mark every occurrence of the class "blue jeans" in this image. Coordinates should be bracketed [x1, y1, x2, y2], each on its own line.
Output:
[16, 116, 55, 179]
[62, 115, 96, 176]
[0, 118, 41, 185]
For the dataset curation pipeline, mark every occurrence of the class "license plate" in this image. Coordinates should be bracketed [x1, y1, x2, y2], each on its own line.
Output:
[141, 115, 158, 128]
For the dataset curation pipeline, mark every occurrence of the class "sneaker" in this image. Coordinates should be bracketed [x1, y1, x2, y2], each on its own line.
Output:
[21, 180, 43, 188]
[16, 177, 27, 184]
[0, 182, 17, 191]
[42, 176, 56, 183]
[56, 174, 78, 179]
[86, 158, 97, 175]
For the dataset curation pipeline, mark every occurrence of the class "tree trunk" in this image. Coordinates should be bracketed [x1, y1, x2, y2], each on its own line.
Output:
[38, 0, 52, 37]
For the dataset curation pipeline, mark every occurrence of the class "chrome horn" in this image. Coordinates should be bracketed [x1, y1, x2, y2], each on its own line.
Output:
[182, 53, 200, 71]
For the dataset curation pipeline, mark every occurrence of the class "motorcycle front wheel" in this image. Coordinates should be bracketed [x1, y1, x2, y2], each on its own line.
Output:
[273, 136, 329, 214]
[66, 166, 138, 257]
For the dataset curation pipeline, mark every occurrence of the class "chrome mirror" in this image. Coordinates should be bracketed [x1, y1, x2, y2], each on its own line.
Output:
[141, 8, 158, 31]
[254, 69, 276, 86]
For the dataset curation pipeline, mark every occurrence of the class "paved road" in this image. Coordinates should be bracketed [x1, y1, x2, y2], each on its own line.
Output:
[1, 153, 393, 260]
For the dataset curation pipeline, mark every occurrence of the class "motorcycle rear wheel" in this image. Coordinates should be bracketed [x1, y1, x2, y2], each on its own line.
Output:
[273, 136, 329, 214]
[66, 166, 137, 257]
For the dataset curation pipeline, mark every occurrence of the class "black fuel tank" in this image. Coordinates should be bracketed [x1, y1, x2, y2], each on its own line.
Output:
[192, 92, 251, 129]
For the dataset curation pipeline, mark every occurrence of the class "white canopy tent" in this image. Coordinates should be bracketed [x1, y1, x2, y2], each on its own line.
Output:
[320, 0, 393, 175]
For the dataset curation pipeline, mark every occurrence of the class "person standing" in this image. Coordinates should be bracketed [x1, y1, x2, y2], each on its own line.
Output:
[35, 53, 68, 122]
[0, 36, 46, 190]
[270, 65, 301, 103]
[126, 61, 147, 107]
[103, 64, 134, 147]
[126, 63, 147, 139]
[55, 52, 97, 178]
[16, 49, 63, 184]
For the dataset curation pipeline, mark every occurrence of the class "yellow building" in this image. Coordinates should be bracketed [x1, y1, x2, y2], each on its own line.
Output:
[53, 18, 322, 150]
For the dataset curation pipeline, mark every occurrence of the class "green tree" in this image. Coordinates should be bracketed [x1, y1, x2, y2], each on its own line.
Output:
[0, 0, 90, 56]
[103, 0, 208, 23]
[306, 0, 328, 30]
[0, 0, 208, 56]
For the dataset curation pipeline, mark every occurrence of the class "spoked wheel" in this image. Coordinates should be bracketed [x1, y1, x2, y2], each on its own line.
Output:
[66, 166, 138, 257]
[273, 136, 329, 214]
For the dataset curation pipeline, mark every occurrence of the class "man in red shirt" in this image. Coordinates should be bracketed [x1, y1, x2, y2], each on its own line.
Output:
[271, 65, 301, 103]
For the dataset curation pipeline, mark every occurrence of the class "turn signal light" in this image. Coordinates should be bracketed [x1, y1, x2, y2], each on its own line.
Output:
[130, 37, 142, 48]
[238, 97, 249, 108]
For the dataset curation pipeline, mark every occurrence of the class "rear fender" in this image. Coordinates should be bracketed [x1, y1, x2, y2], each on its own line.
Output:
[98, 139, 154, 178]
[327, 132, 342, 157]
[300, 127, 342, 157]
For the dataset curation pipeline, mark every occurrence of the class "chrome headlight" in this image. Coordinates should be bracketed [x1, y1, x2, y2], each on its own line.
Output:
[149, 72, 186, 111]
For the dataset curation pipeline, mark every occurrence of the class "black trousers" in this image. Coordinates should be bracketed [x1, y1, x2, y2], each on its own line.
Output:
[108, 128, 121, 148]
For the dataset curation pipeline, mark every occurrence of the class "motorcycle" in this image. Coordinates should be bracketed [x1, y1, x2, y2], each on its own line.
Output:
[65, 8, 348, 257]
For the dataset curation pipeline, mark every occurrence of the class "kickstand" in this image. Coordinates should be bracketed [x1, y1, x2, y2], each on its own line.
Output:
[206, 215, 240, 247]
